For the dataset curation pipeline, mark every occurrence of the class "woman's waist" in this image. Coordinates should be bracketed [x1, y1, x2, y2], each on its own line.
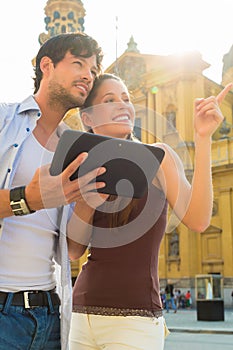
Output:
[72, 305, 163, 318]
[73, 285, 162, 313]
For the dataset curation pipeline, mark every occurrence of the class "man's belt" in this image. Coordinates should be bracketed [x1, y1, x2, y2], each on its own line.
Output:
[0, 289, 60, 309]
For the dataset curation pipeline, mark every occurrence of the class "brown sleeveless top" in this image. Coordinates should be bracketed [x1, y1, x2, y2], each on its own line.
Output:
[73, 185, 167, 317]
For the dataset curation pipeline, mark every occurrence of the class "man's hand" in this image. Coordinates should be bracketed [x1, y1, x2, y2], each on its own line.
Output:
[25, 152, 106, 210]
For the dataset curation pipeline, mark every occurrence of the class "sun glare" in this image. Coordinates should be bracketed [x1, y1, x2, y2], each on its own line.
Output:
[0, 0, 232, 99]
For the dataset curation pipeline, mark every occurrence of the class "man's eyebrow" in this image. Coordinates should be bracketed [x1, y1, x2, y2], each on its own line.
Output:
[72, 56, 98, 71]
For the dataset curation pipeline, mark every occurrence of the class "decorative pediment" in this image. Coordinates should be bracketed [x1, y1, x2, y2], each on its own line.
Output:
[201, 225, 222, 234]
[117, 55, 146, 91]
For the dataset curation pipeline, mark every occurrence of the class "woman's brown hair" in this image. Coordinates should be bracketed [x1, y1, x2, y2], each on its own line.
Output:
[80, 73, 139, 228]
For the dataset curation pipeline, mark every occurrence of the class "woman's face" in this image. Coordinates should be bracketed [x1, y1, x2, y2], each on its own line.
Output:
[82, 78, 135, 138]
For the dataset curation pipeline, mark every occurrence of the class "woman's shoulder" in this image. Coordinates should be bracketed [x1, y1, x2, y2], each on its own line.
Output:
[151, 142, 186, 177]
[150, 142, 180, 161]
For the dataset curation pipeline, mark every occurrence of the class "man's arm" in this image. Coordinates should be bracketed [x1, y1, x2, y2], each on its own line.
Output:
[0, 152, 106, 220]
[0, 189, 13, 218]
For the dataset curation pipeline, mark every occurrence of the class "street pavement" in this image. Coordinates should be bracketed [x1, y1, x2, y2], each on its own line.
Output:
[163, 307, 233, 335]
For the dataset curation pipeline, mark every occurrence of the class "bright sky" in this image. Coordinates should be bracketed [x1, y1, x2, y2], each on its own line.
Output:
[0, 0, 232, 101]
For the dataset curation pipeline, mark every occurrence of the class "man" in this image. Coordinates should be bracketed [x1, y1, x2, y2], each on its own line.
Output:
[0, 32, 104, 350]
[165, 282, 177, 313]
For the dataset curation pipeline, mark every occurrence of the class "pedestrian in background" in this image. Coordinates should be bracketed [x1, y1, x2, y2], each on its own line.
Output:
[174, 289, 181, 309]
[185, 290, 192, 309]
[165, 283, 177, 313]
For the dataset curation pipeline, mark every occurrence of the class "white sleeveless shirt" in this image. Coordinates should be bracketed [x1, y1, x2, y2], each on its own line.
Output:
[0, 134, 59, 292]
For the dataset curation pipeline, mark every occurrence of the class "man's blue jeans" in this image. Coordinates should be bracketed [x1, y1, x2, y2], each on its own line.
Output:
[0, 293, 61, 349]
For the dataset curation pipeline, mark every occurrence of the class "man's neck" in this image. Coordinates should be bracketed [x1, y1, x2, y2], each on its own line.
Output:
[33, 120, 59, 151]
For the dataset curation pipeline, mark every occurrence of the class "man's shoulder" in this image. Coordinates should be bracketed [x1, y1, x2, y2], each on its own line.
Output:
[0, 101, 17, 112]
[0, 95, 39, 114]
[0, 96, 40, 122]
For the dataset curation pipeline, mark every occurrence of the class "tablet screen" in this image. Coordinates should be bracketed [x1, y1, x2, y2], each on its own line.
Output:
[50, 130, 165, 198]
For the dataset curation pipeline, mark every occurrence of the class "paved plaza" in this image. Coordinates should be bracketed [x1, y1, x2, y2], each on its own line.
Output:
[164, 308, 233, 334]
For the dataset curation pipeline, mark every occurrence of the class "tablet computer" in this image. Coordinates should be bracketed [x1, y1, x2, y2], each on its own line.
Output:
[49, 130, 165, 198]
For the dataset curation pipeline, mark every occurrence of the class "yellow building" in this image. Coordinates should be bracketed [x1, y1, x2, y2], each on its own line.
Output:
[38, 0, 233, 306]
[106, 41, 233, 306]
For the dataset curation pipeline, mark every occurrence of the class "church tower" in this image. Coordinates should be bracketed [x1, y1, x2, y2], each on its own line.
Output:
[39, 0, 85, 45]
[34, 0, 86, 130]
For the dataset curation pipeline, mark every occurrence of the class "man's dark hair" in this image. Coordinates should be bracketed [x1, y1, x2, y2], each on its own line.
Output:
[33, 32, 103, 93]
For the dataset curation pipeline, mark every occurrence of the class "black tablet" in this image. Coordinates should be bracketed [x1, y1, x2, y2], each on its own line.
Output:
[50, 130, 165, 198]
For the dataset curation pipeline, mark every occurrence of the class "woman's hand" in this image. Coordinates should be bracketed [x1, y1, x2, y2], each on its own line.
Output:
[194, 82, 233, 138]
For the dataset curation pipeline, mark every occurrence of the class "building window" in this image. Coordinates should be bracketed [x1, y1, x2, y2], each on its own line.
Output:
[134, 117, 142, 140]
[166, 104, 176, 133]
[168, 230, 179, 257]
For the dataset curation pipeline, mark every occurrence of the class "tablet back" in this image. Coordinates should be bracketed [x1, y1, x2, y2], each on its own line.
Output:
[50, 130, 165, 198]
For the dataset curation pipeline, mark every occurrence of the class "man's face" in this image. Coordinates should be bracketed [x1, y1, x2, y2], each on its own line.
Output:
[47, 51, 99, 108]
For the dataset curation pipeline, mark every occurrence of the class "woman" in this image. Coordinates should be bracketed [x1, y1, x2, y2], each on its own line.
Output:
[67, 73, 232, 349]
